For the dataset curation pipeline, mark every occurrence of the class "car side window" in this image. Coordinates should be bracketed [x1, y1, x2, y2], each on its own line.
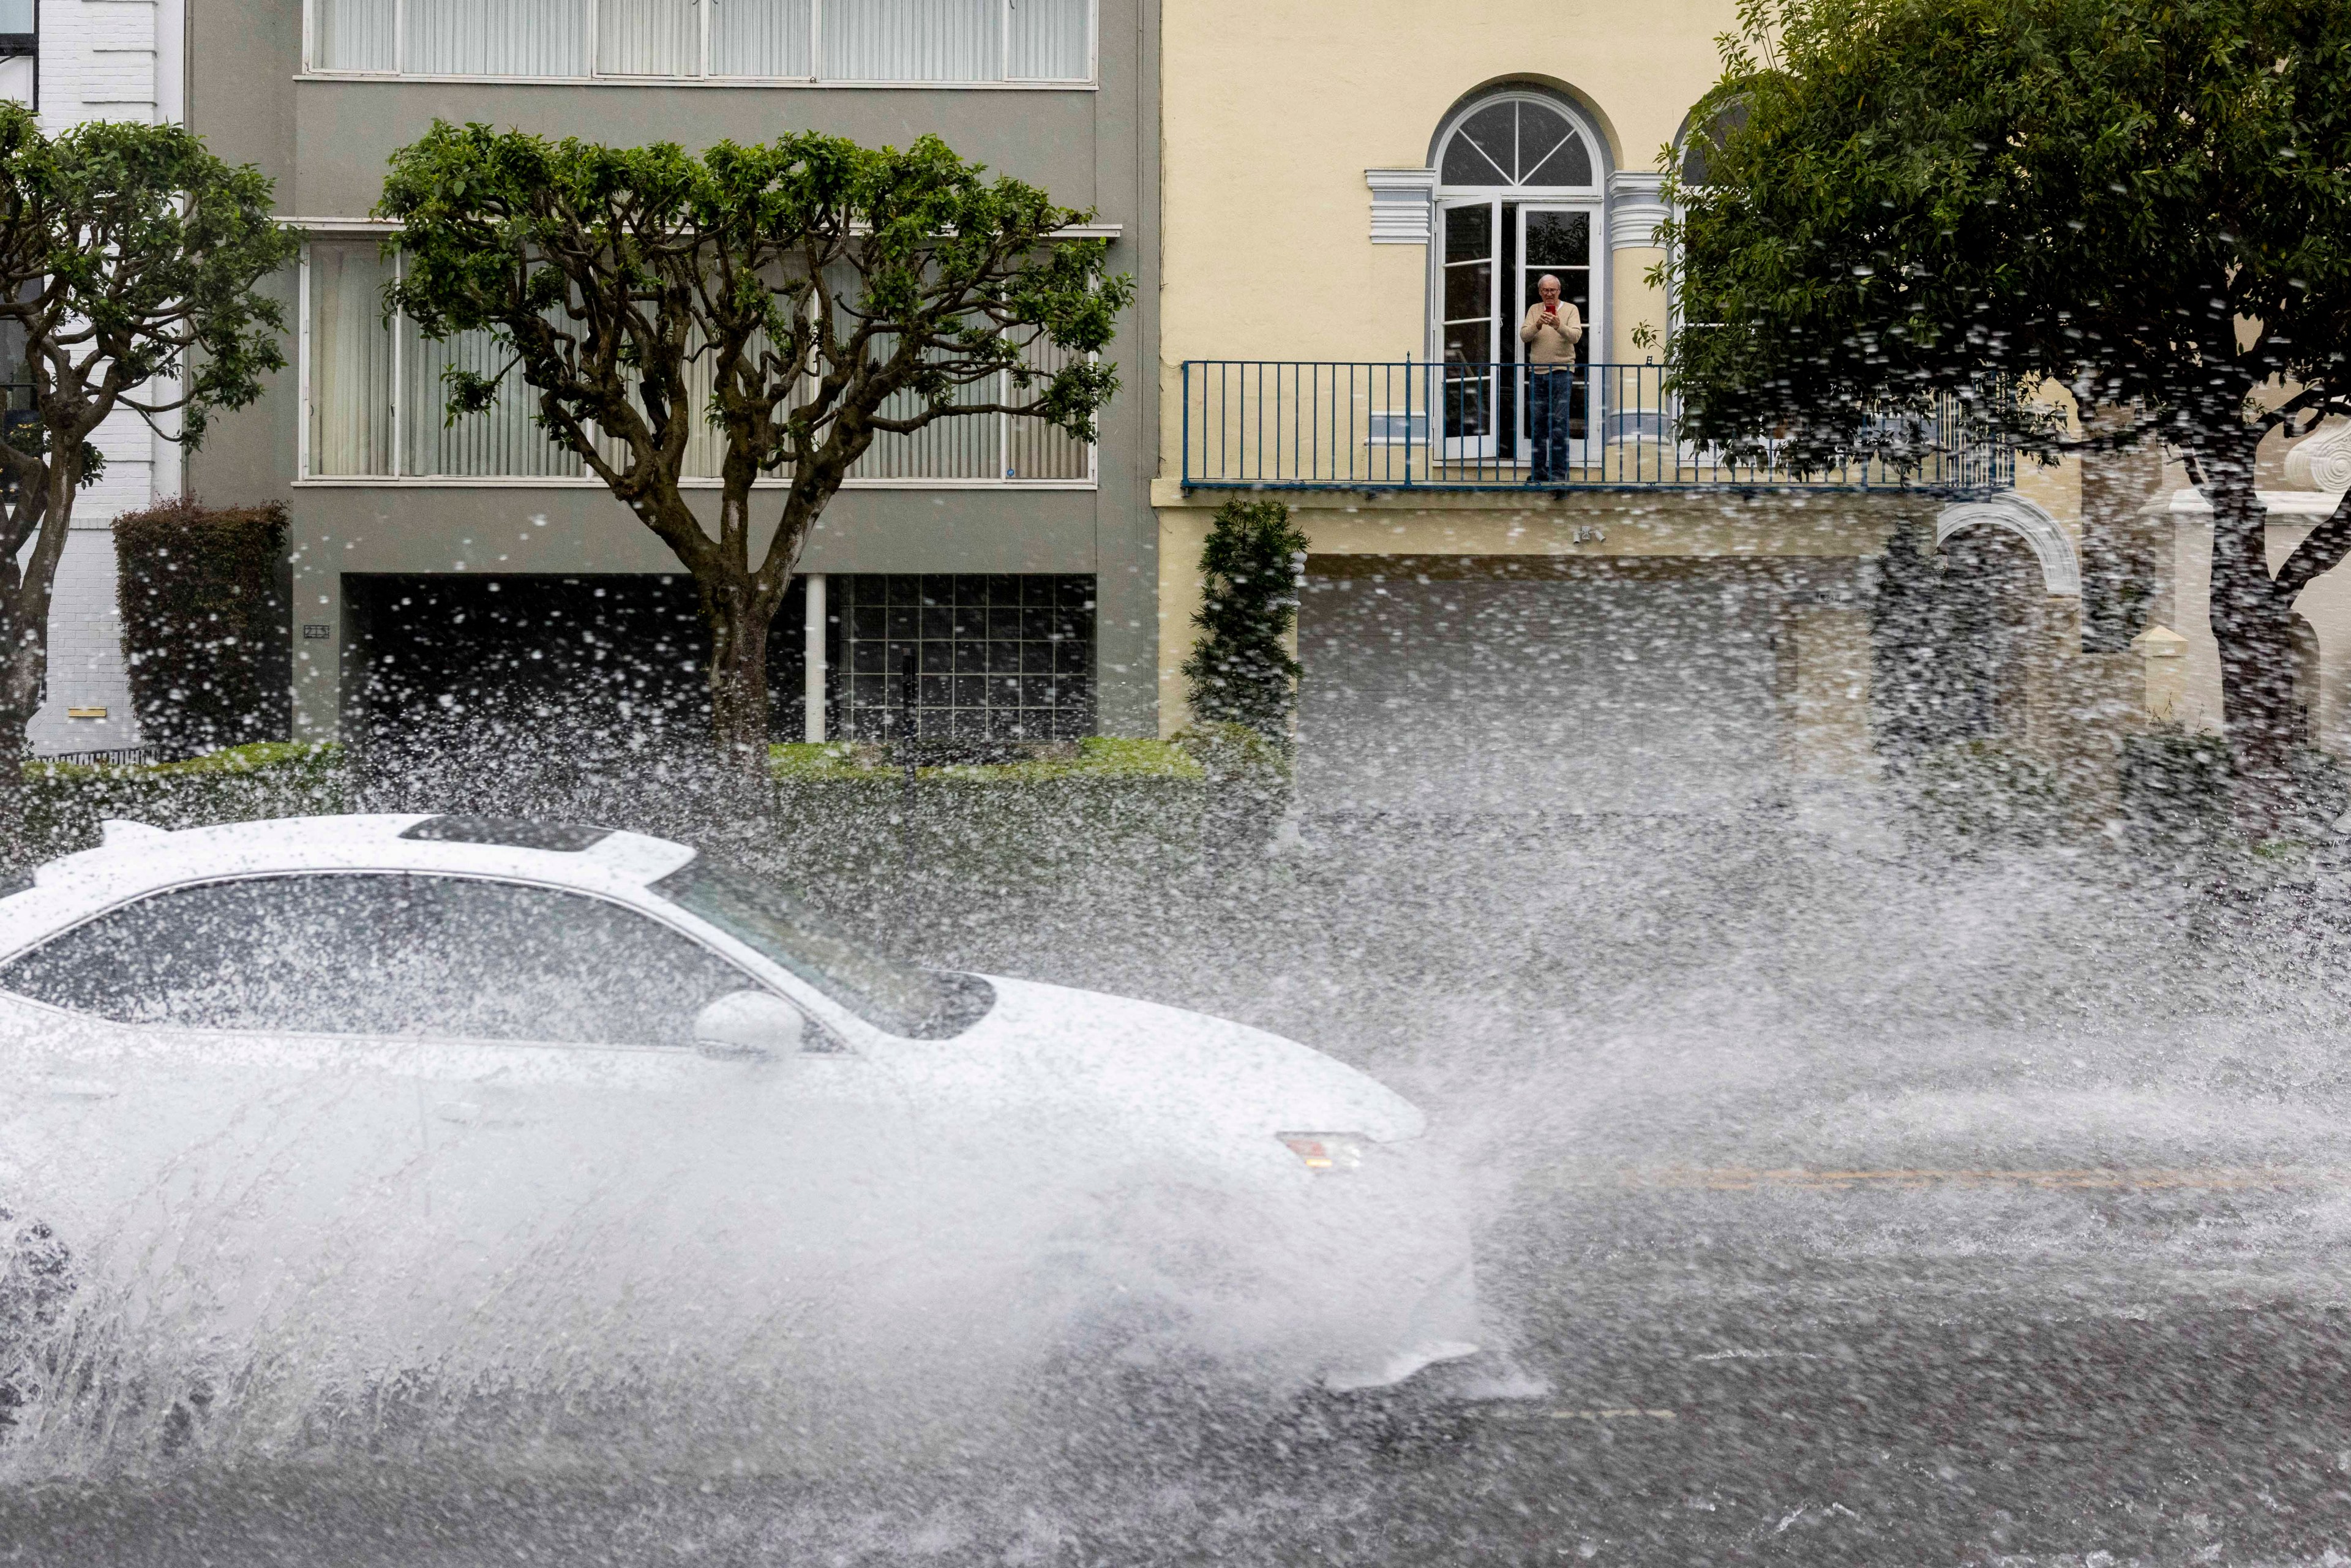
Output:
[0, 873, 756, 1047]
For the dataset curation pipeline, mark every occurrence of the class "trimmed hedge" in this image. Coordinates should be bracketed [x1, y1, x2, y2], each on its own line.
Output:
[1901, 737, 2068, 848]
[22, 741, 345, 859]
[767, 735, 1202, 782]
[113, 497, 290, 760]
[13, 739, 1210, 898]
[2117, 726, 2350, 846]
[764, 737, 1207, 901]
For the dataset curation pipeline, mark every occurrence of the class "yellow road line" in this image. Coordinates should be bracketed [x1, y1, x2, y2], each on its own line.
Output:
[1568, 1167, 2349, 1192]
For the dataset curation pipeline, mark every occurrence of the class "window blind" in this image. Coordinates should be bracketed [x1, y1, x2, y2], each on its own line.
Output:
[310, 0, 1086, 80]
[407, 0, 591, 77]
[309, 244, 394, 476]
[711, 0, 813, 76]
[598, 0, 700, 76]
[307, 248, 1089, 483]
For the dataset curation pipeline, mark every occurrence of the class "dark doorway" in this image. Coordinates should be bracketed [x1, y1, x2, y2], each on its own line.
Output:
[346, 574, 807, 773]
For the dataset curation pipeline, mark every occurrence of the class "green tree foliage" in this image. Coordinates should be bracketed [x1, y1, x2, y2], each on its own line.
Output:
[1659, 0, 2351, 825]
[378, 123, 1133, 768]
[1182, 499, 1309, 741]
[0, 104, 296, 850]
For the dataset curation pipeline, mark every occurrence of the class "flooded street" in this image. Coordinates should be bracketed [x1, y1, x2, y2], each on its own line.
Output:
[9, 809, 2349, 1564]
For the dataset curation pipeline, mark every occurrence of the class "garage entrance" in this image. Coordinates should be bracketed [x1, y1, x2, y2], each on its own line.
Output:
[1297, 558, 1787, 816]
[345, 574, 807, 767]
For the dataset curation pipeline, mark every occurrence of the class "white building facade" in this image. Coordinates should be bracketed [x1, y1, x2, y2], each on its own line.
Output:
[3, 0, 187, 756]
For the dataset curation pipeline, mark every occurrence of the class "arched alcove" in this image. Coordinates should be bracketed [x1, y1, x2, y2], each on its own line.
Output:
[1935, 497, 2082, 598]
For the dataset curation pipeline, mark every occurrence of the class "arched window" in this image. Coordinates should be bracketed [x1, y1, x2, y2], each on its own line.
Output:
[1665, 100, 1749, 342]
[1439, 98, 1596, 190]
[1674, 99, 1749, 189]
[1430, 89, 1605, 465]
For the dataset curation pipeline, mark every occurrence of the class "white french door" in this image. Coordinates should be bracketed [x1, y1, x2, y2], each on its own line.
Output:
[1434, 197, 1601, 465]
[1438, 198, 1499, 460]
[1515, 203, 1597, 463]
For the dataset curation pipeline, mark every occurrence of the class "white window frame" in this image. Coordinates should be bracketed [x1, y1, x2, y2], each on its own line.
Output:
[299, 0, 1098, 88]
[296, 237, 1100, 490]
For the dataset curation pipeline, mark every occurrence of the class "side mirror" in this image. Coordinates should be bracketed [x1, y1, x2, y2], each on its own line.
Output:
[692, 990, 814, 1061]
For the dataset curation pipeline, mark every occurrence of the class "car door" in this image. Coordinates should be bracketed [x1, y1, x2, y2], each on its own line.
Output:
[351, 873, 929, 1384]
[0, 875, 446, 1409]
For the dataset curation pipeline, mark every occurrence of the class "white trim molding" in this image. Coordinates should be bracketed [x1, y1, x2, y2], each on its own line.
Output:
[297, 73, 1099, 92]
[277, 216, 1123, 241]
[1605, 171, 1668, 251]
[2160, 486, 2349, 519]
[1364, 168, 1437, 244]
[1937, 494, 2081, 597]
[2284, 418, 2351, 494]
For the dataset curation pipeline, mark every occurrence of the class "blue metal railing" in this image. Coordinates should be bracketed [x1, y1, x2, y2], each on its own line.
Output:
[1178, 361, 2011, 493]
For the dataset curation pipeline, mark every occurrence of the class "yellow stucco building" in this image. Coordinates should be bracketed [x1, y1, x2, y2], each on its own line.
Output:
[1149, 1, 2351, 812]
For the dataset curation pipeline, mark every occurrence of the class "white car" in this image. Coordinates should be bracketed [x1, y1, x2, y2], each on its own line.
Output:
[0, 814, 1477, 1461]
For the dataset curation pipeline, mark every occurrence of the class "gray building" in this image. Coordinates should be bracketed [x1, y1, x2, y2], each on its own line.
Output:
[186, 0, 1160, 752]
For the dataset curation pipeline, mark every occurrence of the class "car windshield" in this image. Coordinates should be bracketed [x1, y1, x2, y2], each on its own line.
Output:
[651, 854, 991, 1039]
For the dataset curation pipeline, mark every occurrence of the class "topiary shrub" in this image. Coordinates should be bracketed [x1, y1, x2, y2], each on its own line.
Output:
[113, 497, 289, 760]
[1181, 498, 1309, 744]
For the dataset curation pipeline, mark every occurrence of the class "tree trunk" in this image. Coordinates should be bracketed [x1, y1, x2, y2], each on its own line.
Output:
[2077, 418, 2164, 655]
[0, 525, 58, 865]
[2205, 471, 2301, 839]
[707, 587, 772, 778]
[0, 708, 26, 868]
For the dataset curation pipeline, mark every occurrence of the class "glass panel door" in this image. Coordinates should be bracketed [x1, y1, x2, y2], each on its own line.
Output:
[1439, 199, 1497, 460]
[1517, 206, 1595, 462]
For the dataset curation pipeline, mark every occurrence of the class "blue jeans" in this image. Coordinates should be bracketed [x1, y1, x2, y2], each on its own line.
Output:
[1528, 367, 1572, 482]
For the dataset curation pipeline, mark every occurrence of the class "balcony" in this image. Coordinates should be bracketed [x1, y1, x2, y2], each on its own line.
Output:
[1177, 361, 2011, 495]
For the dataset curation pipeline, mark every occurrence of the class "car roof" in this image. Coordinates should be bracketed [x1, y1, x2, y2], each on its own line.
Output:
[0, 814, 702, 953]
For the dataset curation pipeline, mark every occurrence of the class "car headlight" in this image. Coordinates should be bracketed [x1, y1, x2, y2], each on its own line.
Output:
[1277, 1132, 1367, 1173]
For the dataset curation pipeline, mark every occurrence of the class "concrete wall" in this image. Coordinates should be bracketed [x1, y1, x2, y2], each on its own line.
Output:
[187, 0, 1163, 740]
[2161, 499, 2351, 752]
[1152, 481, 1931, 760]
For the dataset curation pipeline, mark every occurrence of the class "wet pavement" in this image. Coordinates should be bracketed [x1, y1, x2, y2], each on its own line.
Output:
[4, 1192, 2345, 1566]
[7, 817, 2351, 1563]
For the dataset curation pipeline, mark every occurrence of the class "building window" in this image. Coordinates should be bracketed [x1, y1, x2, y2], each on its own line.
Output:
[301, 242, 1095, 486]
[1674, 99, 1749, 188]
[0, 0, 35, 113]
[1440, 97, 1592, 189]
[832, 573, 1094, 741]
[307, 0, 1095, 84]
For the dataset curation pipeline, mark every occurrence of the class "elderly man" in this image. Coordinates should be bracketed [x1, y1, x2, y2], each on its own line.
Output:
[1519, 274, 1582, 485]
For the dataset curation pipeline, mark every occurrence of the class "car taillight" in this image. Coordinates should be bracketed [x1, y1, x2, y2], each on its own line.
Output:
[1278, 1132, 1367, 1172]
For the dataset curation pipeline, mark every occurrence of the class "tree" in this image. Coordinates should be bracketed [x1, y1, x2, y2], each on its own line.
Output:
[1657, 0, 2351, 828]
[0, 105, 296, 849]
[1181, 498, 1309, 743]
[379, 122, 1131, 771]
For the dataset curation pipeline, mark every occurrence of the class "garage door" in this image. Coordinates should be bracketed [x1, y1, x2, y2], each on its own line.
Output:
[1297, 570, 1783, 815]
